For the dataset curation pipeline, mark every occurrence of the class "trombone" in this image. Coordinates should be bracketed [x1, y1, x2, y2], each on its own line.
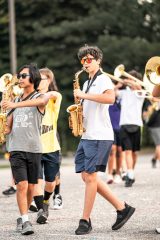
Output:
[102, 65, 156, 99]
[114, 64, 146, 87]
[100, 69, 124, 83]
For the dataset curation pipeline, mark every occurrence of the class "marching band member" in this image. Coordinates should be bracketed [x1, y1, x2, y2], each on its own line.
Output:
[33, 68, 62, 223]
[2, 63, 49, 235]
[73, 44, 135, 235]
[117, 70, 144, 187]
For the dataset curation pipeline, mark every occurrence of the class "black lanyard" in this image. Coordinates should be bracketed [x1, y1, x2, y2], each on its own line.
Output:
[19, 90, 37, 102]
[81, 69, 102, 105]
[7, 90, 38, 117]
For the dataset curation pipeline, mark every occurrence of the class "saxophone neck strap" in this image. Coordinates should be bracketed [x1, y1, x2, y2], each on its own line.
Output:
[81, 69, 102, 105]
[7, 90, 38, 117]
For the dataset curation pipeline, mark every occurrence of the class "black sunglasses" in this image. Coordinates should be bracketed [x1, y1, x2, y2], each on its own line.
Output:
[17, 73, 30, 79]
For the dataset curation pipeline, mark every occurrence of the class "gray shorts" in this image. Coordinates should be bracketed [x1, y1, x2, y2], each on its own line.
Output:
[75, 139, 113, 173]
[149, 127, 160, 146]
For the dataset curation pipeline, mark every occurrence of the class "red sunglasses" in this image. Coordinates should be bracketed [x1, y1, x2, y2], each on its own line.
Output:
[80, 57, 95, 65]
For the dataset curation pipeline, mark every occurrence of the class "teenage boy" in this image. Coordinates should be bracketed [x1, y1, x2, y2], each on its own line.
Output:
[73, 45, 135, 235]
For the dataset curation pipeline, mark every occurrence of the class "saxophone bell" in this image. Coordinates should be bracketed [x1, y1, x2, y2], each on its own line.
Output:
[67, 69, 85, 137]
[0, 73, 22, 143]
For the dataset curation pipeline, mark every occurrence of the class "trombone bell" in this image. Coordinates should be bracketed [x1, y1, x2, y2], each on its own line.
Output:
[145, 56, 160, 85]
[114, 64, 125, 78]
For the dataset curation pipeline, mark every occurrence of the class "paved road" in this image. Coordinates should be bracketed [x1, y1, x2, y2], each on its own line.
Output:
[0, 150, 160, 240]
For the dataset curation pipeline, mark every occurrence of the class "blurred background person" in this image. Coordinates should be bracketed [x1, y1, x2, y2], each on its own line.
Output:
[117, 70, 144, 187]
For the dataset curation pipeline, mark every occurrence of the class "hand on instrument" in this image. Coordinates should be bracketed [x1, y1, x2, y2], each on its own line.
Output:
[74, 89, 86, 99]
[1, 100, 16, 110]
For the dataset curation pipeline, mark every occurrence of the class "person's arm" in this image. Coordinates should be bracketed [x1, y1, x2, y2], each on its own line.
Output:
[45, 91, 61, 100]
[152, 85, 160, 98]
[74, 88, 115, 104]
[2, 94, 49, 110]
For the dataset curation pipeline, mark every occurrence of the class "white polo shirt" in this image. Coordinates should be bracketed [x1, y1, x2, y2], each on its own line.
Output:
[81, 73, 114, 140]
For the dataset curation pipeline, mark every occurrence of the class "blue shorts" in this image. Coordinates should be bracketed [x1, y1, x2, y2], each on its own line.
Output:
[75, 139, 113, 173]
[39, 151, 60, 182]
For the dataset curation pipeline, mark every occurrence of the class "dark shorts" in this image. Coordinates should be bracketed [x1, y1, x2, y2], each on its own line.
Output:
[113, 129, 121, 146]
[120, 126, 141, 151]
[75, 139, 113, 173]
[9, 151, 42, 184]
[39, 151, 60, 182]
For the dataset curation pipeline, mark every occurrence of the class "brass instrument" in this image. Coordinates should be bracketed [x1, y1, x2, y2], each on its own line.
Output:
[0, 73, 21, 143]
[114, 64, 146, 87]
[134, 90, 153, 99]
[67, 69, 85, 137]
[100, 69, 124, 83]
[145, 56, 160, 85]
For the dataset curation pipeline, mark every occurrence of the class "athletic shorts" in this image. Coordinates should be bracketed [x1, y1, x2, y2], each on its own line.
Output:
[75, 139, 113, 173]
[39, 151, 60, 182]
[9, 151, 42, 184]
[120, 126, 141, 151]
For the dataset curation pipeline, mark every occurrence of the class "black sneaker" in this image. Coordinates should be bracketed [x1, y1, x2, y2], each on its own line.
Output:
[2, 186, 16, 195]
[36, 209, 48, 224]
[125, 176, 135, 187]
[21, 221, 34, 235]
[75, 218, 92, 235]
[112, 203, 135, 230]
[151, 158, 157, 168]
[29, 204, 38, 212]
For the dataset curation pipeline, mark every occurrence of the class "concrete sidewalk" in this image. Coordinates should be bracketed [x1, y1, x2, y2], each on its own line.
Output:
[0, 149, 160, 240]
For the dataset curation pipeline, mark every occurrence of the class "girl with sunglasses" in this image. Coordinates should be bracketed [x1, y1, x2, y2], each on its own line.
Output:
[2, 66, 62, 232]
[2, 63, 49, 235]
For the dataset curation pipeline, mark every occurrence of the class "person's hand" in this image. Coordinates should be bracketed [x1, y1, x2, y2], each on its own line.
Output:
[74, 89, 86, 99]
[1, 100, 16, 110]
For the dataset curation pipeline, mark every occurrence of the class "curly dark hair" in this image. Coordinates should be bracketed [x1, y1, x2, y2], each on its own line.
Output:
[18, 63, 41, 90]
[77, 44, 103, 64]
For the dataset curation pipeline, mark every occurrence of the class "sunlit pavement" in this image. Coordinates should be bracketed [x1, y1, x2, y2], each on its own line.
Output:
[0, 149, 160, 240]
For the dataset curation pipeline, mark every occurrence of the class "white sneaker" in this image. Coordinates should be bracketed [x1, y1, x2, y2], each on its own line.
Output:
[156, 228, 160, 233]
[114, 174, 122, 184]
[53, 194, 63, 210]
[107, 174, 114, 184]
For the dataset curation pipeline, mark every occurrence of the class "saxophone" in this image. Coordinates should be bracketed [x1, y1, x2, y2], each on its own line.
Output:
[0, 73, 21, 143]
[67, 69, 85, 137]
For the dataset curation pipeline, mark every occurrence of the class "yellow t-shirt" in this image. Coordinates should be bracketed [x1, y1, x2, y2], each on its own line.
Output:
[41, 92, 62, 153]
